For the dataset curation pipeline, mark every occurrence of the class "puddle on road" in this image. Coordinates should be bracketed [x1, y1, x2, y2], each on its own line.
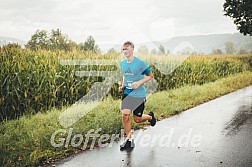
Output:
[224, 104, 252, 136]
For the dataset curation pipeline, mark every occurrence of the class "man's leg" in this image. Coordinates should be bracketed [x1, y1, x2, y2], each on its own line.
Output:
[133, 114, 151, 123]
[122, 109, 132, 139]
[134, 113, 156, 127]
[132, 98, 156, 126]
[120, 109, 135, 150]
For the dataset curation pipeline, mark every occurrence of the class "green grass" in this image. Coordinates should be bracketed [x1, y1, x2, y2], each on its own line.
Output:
[0, 71, 252, 167]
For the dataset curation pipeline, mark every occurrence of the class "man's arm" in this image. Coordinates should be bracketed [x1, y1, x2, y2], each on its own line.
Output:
[131, 72, 154, 89]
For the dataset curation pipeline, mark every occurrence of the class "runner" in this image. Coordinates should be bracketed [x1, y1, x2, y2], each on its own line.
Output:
[119, 41, 156, 150]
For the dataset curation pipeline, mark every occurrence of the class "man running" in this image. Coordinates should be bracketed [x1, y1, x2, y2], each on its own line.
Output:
[119, 41, 156, 150]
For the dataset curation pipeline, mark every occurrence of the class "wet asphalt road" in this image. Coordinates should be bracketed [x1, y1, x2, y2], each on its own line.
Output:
[57, 86, 252, 167]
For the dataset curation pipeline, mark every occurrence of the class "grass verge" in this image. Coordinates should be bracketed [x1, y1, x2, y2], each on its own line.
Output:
[0, 71, 252, 167]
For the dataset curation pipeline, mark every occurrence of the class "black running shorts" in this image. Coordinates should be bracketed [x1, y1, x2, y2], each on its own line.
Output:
[121, 94, 146, 117]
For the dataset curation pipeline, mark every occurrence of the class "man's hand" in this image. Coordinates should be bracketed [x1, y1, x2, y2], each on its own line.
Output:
[131, 81, 142, 89]
[131, 72, 154, 89]
[118, 82, 124, 93]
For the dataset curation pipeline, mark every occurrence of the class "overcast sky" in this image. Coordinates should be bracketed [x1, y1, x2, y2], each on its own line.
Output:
[0, 0, 238, 45]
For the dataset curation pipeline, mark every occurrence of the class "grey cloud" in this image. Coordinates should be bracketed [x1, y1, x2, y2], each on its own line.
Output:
[154, 0, 225, 26]
[0, 0, 93, 24]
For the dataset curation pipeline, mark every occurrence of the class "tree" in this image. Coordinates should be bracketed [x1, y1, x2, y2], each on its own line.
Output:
[79, 36, 100, 53]
[49, 29, 78, 51]
[138, 45, 149, 54]
[223, 0, 252, 36]
[80, 36, 95, 52]
[107, 48, 117, 54]
[238, 47, 247, 54]
[191, 51, 199, 55]
[158, 45, 165, 55]
[180, 47, 193, 55]
[26, 30, 49, 50]
[26, 29, 77, 51]
[212, 49, 223, 55]
[225, 41, 235, 54]
[94, 44, 101, 54]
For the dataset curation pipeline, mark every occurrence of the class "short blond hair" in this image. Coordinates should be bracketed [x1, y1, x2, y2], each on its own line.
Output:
[123, 41, 134, 49]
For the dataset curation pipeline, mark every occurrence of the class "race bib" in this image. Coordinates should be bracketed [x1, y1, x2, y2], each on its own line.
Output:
[126, 81, 133, 89]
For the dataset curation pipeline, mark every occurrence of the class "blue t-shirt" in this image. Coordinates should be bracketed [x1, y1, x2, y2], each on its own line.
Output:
[120, 56, 151, 98]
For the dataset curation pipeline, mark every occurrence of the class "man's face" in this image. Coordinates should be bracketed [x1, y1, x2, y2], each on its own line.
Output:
[122, 45, 133, 58]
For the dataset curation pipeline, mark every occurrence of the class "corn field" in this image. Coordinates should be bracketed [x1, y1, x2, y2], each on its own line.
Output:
[0, 46, 251, 121]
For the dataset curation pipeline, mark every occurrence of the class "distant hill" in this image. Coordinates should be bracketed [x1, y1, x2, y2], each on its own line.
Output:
[1, 33, 251, 54]
[0, 36, 26, 47]
[100, 33, 252, 54]
[158, 33, 252, 54]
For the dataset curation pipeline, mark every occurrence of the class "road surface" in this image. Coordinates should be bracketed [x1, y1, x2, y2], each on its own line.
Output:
[56, 85, 252, 167]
